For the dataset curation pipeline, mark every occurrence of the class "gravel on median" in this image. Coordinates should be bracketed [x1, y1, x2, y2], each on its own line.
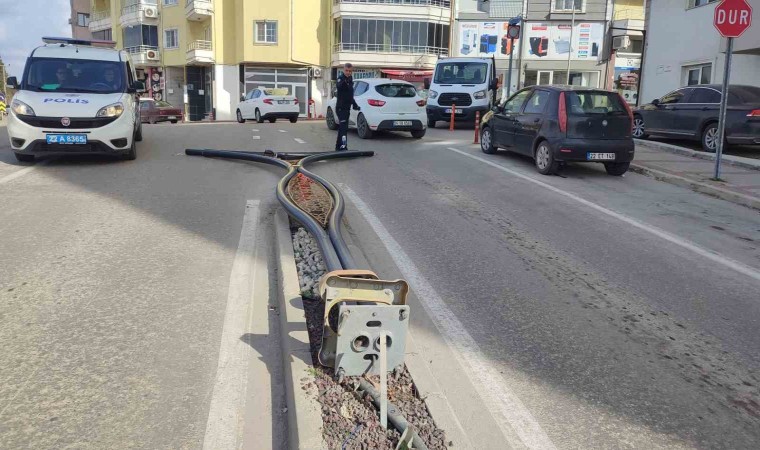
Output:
[291, 225, 450, 450]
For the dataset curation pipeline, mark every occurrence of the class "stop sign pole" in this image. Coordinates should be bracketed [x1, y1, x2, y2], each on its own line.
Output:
[712, 0, 753, 180]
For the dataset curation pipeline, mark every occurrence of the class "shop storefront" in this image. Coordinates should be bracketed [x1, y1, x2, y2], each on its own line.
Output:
[613, 54, 641, 105]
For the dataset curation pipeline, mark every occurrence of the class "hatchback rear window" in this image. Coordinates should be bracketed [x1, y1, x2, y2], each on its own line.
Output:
[375, 84, 417, 98]
[566, 91, 627, 115]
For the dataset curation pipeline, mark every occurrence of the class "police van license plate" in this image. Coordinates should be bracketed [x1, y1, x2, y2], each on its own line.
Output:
[444, 108, 463, 114]
[587, 152, 616, 161]
[393, 121, 413, 127]
[47, 134, 87, 145]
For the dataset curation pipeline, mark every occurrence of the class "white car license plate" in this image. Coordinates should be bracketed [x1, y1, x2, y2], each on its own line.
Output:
[393, 121, 413, 127]
[46, 134, 87, 145]
[167, 116, 177, 120]
[587, 152, 616, 161]
[444, 108, 463, 114]
[278, 100, 289, 104]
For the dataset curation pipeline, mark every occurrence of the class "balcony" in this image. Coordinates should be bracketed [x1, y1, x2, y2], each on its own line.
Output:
[332, 0, 450, 22]
[89, 9, 112, 32]
[125, 46, 160, 67]
[186, 40, 214, 65]
[120, 1, 160, 28]
[332, 43, 446, 69]
[185, 0, 213, 21]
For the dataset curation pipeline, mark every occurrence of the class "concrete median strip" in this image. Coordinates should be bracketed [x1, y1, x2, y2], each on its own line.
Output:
[635, 139, 760, 171]
[274, 209, 327, 450]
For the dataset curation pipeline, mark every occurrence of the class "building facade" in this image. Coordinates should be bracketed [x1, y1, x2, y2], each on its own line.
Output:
[640, 0, 760, 105]
[80, 0, 331, 121]
[609, 0, 644, 105]
[70, 0, 93, 40]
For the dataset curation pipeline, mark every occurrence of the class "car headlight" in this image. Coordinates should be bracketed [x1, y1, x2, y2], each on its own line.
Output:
[96, 102, 124, 118]
[473, 90, 487, 99]
[428, 90, 438, 99]
[11, 99, 35, 116]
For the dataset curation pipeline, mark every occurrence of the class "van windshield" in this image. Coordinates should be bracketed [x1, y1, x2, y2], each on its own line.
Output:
[565, 91, 627, 115]
[24, 58, 125, 94]
[434, 62, 488, 85]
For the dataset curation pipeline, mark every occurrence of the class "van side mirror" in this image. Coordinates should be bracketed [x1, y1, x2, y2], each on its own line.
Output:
[128, 80, 145, 94]
[423, 78, 431, 90]
[6, 76, 18, 89]
[651, 98, 660, 106]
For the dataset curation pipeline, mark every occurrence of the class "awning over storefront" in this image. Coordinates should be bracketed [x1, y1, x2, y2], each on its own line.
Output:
[381, 69, 434, 82]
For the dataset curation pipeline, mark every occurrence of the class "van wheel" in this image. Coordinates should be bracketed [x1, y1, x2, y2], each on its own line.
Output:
[255, 109, 264, 124]
[427, 119, 436, 128]
[604, 162, 630, 176]
[326, 108, 338, 130]
[535, 141, 558, 175]
[236, 109, 245, 123]
[357, 114, 373, 139]
[135, 123, 143, 142]
[14, 153, 35, 162]
[480, 126, 497, 154]
[123, 137, 137, 161]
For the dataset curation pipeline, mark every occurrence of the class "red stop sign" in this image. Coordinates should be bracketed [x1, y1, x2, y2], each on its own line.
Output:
[714, 0, 753, 38]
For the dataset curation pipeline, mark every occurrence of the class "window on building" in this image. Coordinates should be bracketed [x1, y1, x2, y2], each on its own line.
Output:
[334, 18, 449, 55]
[688, 0, 717, 9]
[553, 0, 583, 12]
[255, 21, 278, 44]
[123, 25, 159, 48]
[93, 28, 113, 41]
[164, 29, 179, 49]
[524, 70, 599, 87]
[684, 64, 711, 86]
[76, 13, 90, 27]
[163, 0, 178, 5]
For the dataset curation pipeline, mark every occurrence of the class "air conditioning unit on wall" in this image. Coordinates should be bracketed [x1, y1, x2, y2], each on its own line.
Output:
[143, 6, 158, 18]
[310, 67, 323, 78]
[146, 49, 159, 61]
[612, 36, 631, 50]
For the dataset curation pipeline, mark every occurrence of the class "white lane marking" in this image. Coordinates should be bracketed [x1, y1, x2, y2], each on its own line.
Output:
[294, 138, 306, 144]
[203, 200, 260, 450]
[0, 160, 49, 185]
[342, 185, 557, 450]
[252, 136, 261, 140]
[251, 129, 259, 132]
[446, 147, 760, 283]
[278, 129, 288, 133]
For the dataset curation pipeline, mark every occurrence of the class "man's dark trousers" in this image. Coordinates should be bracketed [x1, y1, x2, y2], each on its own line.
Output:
[335, 108, 350, 151]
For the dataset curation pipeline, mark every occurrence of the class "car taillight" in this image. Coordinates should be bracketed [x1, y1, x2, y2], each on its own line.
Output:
[618, 93, 634, 133]
[747, 109, 760, 117]
[558, 92, 567, 134]
[416, 99, 426, 107]
[367, 99, 386, 107]
[263, 99, 273, 104]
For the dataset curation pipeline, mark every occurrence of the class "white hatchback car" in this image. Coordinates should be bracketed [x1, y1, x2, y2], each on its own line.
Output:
[325, 78, 427, 139]
[236, 88, 300, 124]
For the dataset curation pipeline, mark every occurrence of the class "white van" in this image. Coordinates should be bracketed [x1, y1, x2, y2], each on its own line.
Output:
[5, 37, 145, 162]
[425, 57, 499, 128]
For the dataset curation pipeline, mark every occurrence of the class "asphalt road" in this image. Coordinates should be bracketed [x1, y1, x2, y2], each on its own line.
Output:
[1, 119, 759, 449]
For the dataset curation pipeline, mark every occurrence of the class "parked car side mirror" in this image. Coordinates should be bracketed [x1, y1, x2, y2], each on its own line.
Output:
[651, 98, 660, 106]
[6, 76, 18, 89]
[128, 80, 145, 94]
[492, 105, 502, 114]
[240, 95, 246, 102]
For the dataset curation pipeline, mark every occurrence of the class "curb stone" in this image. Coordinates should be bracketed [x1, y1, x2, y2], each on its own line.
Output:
[634, 139, 760, 171]
[274, 209, 327, 450]
[629, 163, 760, 211]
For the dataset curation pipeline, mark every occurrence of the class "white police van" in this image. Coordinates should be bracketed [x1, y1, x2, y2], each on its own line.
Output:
[5, 37, 145, 162]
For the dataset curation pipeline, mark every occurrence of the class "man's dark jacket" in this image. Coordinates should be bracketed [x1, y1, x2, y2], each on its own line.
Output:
[335, 73, 359, 112]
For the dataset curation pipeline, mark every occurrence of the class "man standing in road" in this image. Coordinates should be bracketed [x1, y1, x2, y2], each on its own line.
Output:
[334, 63, 360, 151]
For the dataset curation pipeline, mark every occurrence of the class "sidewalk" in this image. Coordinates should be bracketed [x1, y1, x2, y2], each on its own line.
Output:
[631, 140, 760, 211]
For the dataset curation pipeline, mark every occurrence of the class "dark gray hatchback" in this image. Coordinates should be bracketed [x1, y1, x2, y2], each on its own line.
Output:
[480, 86, 634, 176]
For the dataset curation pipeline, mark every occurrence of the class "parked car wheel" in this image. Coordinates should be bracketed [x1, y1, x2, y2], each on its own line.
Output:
[268, 118, 276, 123]
[123, 137, 137, 161]
[290, 117, 298, 123]
[135, 123, 143, 142]
[149, 116, 156, 125]
[534, 141, 558, 175]
[701, 122, 720, 153]
[632, 115, 648, 139]
[255, 109, 264, 124]
[427, 119, 436, 128]
[326, 108, 338, 130]
[411, 129, 426, 139]
[236, 109, 245, 123]
[170, 120, 178, 124]
[480, 126, 497, 154]
[14, 152, 34, 162]
[604, 162, 630, 176]
[357, 114, 373, 139]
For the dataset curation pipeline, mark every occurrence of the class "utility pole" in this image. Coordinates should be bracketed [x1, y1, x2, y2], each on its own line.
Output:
[566, 3, 577, 84]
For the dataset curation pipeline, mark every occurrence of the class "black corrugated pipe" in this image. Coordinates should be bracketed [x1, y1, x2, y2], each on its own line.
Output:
[185, 149, 292, 170]
[356, 379, 430, 450]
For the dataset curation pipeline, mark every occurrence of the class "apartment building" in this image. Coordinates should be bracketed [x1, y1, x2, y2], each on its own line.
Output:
[640, 0, 760, 105]
[330, 0, 452, 89]
[70, 0, 93, 40]
[81, 0, 331, 121]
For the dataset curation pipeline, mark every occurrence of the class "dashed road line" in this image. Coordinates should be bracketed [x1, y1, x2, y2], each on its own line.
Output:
[294, 138, 306, 144]
[252, 136, 261, 140]
[278, 130, 288, 133]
